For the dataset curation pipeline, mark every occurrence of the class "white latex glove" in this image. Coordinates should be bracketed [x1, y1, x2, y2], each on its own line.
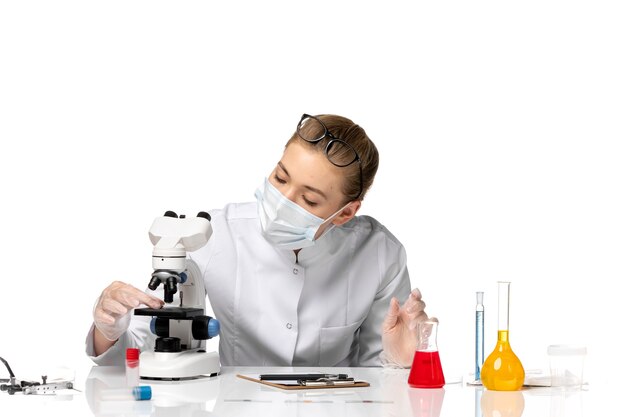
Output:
[381, 288, 431, 367]
[93, 281, 164, 341]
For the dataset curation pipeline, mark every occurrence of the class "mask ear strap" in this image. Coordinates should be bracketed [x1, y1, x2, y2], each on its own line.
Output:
[314, 202, 355, 242]
[321, 201, 353, 226]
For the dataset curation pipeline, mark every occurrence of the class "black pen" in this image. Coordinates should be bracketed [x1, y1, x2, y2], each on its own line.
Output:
[259, 373, 349, 381]
[299, 378, 355, 386]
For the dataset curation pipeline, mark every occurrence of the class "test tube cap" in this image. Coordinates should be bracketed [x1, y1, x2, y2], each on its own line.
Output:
[126, 348, 140, 360]
[132, 386, 152, 401]
[547, 345, 587, 356]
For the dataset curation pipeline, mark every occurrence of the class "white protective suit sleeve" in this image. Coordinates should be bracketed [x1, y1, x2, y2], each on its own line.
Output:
[356, 242, 412, 367]
[85, 314, 155, 366]
[85, 277, 170, 365]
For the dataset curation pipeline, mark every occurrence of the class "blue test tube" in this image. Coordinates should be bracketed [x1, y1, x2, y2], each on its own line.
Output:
[100, 386, 152, 401]
[475, 291, 485, 382]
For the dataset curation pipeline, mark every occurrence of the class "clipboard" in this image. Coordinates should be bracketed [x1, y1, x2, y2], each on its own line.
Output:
[236, 374, 370, 390]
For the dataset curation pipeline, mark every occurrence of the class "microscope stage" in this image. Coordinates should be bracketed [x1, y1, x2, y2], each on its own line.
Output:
[134, 307, 204, 319]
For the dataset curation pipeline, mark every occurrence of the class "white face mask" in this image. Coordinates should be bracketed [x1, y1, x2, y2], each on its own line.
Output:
[255, 178, 349, 250]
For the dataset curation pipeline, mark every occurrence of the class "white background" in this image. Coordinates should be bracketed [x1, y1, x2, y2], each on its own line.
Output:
[1, 0, 624, 387]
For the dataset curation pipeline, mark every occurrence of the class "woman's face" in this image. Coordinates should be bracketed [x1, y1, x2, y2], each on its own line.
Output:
[269, 141, 360, 229]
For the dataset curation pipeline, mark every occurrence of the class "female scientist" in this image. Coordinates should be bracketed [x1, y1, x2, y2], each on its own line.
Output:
[87, 113, 430, 367]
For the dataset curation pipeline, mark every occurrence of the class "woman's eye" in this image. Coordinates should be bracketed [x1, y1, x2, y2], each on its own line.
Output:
[273, 174, 286, 184]
[303, 197, 318, 207]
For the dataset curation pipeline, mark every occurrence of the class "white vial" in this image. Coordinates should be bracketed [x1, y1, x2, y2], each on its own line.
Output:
[126, 348, 140, 387]
[100, 386, 152, 401]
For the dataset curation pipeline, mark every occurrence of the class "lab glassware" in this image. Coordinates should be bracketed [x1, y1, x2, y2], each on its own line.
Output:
[475, 291, 485, 382]
[480, 281, 525, 391]
[547, 344, 587, 389]
[408, 320, 445, 388]
[100, 386, 152, 401]
[126, 348, 140, 387]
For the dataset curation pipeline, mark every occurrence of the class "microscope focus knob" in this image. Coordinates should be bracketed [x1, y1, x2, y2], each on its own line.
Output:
[150, 317, 170, 337]
[197, 211, 211, 221]
[192, 316, 220, 340]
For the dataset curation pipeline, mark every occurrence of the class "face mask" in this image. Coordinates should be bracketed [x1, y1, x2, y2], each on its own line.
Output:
[255, 178, 349, 250]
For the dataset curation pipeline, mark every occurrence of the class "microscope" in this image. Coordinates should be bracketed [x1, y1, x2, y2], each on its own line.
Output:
[134, 211, 221, 380]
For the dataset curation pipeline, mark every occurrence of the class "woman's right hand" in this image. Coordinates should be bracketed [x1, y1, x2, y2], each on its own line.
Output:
[93, 281, 164, 341]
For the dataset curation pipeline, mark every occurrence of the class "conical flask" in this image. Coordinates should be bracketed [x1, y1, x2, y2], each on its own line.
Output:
[408, 320, 445, 388]
[480, 281, 525, 390]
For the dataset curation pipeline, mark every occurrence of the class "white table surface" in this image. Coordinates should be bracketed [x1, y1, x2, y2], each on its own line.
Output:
[0, 365, 617, 416]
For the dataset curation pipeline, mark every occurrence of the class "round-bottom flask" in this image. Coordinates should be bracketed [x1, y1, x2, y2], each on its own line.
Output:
[481, 281, 525, 391]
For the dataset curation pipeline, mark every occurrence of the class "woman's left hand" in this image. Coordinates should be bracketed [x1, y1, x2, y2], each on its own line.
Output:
[381, 288, 431, 367]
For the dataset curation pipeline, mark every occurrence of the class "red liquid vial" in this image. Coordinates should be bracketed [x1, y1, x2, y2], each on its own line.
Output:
[408, 351, 445, 388]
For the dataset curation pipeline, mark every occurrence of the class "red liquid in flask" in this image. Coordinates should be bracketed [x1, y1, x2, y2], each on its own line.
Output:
[408, 351, 445, 388]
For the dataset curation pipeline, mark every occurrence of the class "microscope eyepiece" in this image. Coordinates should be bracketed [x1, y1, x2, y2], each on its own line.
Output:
[197, 211, 211, 221]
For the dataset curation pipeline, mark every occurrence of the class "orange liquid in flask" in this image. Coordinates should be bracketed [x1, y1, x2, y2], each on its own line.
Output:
[480, 281, 525, 391]
[481, 331, 525, 390]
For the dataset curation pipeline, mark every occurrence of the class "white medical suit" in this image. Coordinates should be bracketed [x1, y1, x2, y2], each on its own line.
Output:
[86, 202, 411, 367]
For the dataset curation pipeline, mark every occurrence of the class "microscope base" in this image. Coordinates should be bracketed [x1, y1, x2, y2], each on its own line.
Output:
[140, 350, 220, 380]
